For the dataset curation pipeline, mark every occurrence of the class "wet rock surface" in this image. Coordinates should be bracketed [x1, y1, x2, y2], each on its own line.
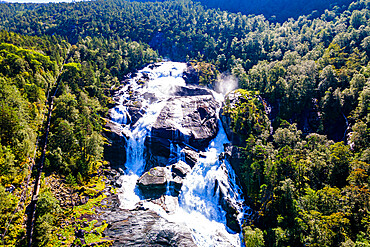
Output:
[173, 85, 213, 97]
[151, 195, 179, 214]
[182, 146, 201, 167]
[106, 210, 196, 247]
[103, 120, 127, 169]
[126, 99, 146, 126]
[223, 143, 243, 178]
[182, 63, 199, 85]
[214, 163, 242, 233]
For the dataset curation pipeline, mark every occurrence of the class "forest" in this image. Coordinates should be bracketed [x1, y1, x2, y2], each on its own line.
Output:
[134, 0, 354, 22]
[0, 0, 369, 246]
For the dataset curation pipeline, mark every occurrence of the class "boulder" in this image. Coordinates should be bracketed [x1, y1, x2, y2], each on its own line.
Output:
[126, 98, 146, 126]
[169, 176, 184, 195]
[173, 85, 213, 97]
[142, 92, 157, 103]
[103, 120, 127, 169]
[94, 192, 196, 247]
[137, 167, 170, 197]
[182, 146, 200, 167]
[172, 161, 191, 178]
[220, 195, 241, 233]
[110, 87, 148, 127]
[138, 162, 192, 198]
[214, 163, 242, 233]
[169, 161, 192, 194]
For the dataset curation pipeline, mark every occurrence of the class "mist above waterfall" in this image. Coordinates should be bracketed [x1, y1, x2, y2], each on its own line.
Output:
[215, 73, 239, 96]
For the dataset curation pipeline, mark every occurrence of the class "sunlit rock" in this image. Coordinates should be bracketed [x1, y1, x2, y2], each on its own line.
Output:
[145, 94, 219, 167]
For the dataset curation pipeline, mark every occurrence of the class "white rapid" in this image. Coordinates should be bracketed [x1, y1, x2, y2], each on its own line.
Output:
[112, 62, 245, 247]
[165, 119, 244, 246]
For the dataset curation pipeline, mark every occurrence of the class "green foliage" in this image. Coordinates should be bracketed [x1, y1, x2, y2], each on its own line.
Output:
[76, 172, 83, 185]
[240, 119, 370, 246]
[34, 190, 61, 246]
[224, 89, 270, 142]
[65, 173, 77, 187]
[273, 123, 302, 149]
[47, 89, 105, 177]
[0, 31, 67, 246]
[0, 185, 24, 246]
[243, 226, 264, 247]
[187, 61, 219, 86]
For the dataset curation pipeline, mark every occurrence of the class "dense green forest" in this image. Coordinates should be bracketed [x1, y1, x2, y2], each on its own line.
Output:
[0, 29, 157, 246]
[0, 0, 369, 246]
[0, 31, 69, 245]
[134, 0, 353, 22]
[196, 0, 353, 21]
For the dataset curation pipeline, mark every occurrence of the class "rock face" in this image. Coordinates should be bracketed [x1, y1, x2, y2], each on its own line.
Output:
[126, 98, 146, 126]
[182, 146, 201, 167]
[145, 94, 219, 167]
[105, 209, 196, 247]
[213, 163, 242, 233]
[151, 195, 179, 214]
[103, 121, 127, 169]
[220, 89, 271, 148]
[182, 63, 199, 85]
[173, 85, 212, 97]
[223, 143, 243, 178]
[96, 193, 196, 247]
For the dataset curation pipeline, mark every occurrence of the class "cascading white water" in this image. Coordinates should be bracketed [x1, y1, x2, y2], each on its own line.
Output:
[112, 62, 245, 247]
[163, 119, 244, 246]
[115, 62, 187, 208]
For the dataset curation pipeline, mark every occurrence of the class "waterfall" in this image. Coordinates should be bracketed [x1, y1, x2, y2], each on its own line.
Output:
[342, 112, 350, 143]
[172, 120, 244, 246]
[112, 62, 246, 247]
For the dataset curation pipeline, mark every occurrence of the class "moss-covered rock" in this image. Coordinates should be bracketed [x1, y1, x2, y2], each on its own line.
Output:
[220, 89, 271, 147]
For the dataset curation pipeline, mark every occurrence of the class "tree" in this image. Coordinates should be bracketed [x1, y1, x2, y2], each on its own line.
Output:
[329, 142, 351, 188]
[243, 226, 264, 247]
[350, 10, 365, 29]
[35, 191, 61, 246]
[273, 123, 302, 149]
